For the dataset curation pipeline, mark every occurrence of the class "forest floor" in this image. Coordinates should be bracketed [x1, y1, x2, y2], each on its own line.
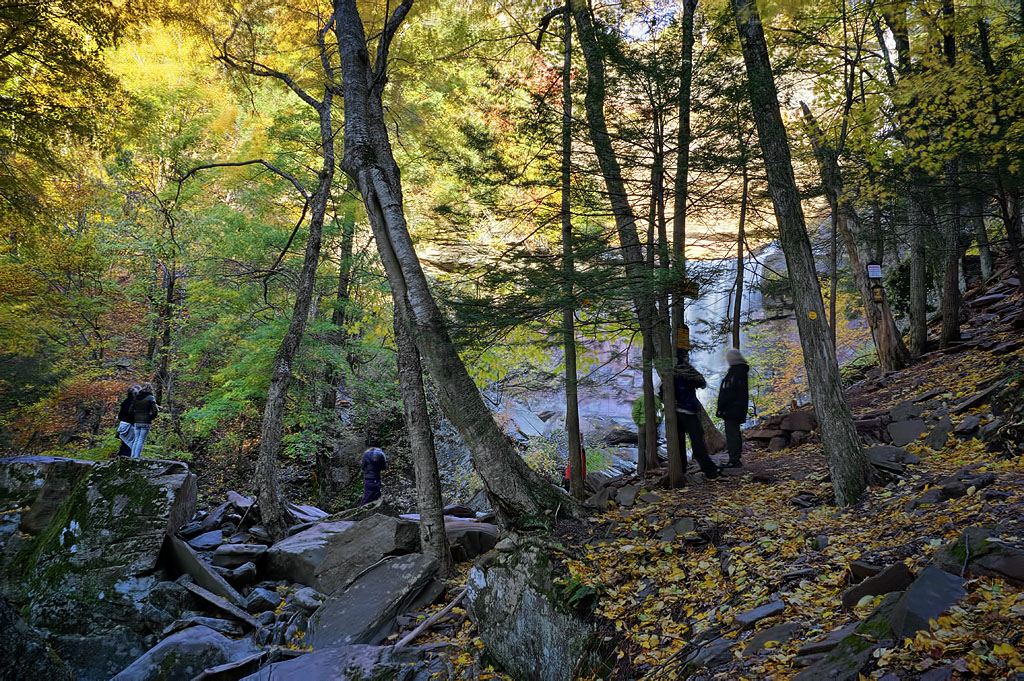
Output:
[404, 275, 1024, 680]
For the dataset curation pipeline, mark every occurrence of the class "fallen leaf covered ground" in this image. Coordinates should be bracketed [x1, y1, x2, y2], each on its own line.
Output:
[404, 284, 1024, 681]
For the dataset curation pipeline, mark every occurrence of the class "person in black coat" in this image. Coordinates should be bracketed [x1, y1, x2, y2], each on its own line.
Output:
[359, 437, 389, 505]
[716, 349, 750, 468]
[116, 385, 139, 457]
[672, 350, 720, 479]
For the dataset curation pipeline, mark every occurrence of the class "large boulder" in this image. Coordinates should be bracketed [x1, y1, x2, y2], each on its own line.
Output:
[466, 541, 601, 681]
[307, 554, 441, 649]
[0, 457, 197, 680]
[263, 514, 419, 593]
[111, 625, 257, 681]
[239, 644, 445, 681]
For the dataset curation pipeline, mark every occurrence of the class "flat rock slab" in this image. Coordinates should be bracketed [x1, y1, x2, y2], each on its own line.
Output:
[796, 622, 859, 656]
[179, 580, 258, 629]
[889, 401, 923, 422]
[308, 554, 440, 649]
[111, 625, 256, 681]
[889, 567, 966, 640]
[841, 563, 913, 610]
[239, 645, 445, 681]
[167, 535, 248, 609]
[743, 622, 801, 656]
[735, 601, 786, 627]
[264, 514, 419, 593]
[888, 420, 928, 447]
[954, 414, 981, 434]
[866, 446, 919, 466]
[211, 544, 268, 569]
[162, 616, 245, 638]
[616, 485, 641, 507]
[187, 530, 224, 551]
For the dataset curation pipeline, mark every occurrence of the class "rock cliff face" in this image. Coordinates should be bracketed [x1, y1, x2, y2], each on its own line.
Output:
[0, 456, 197, 680]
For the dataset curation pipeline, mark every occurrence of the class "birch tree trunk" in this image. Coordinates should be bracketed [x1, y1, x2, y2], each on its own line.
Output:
[800, 103, 910, 372]
[334, 0, 576, 526]
[733, 0, 869, 504]
[394, 307, 452, 574]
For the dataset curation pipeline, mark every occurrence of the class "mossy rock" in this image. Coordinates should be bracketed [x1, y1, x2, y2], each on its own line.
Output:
[466, 540, 605, 681]
[0, 457, 196, 653]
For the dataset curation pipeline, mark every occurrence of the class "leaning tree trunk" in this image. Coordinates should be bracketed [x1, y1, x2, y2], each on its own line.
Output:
[394, 307, 452, 574]
[256, 151, 334, 541]
[800, 103, 910, 372]
[733, 0, 868, 505]
[334, 0, 576, 527]
[561, 6, 584, 500]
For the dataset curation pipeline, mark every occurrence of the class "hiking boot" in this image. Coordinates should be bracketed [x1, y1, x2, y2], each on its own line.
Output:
[722, 460, 743, 469]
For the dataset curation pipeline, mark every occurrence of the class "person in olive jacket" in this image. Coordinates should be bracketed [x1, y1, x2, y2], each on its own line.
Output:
[129, 382, 160, 459]
[716, 349, 750, 468]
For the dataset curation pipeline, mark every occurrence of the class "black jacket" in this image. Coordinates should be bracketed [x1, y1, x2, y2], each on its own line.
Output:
[117, 396, 135, 424]
[360, 447, 388, 481]
[674, 363, 707, 414]
[716, 362, 750, 422]
[131, 392, 159, 425]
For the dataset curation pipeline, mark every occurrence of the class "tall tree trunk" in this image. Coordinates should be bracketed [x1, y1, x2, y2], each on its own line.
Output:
[732, 165, 747, 350]
[940, 170, 962, 347]
[733, 0, 868, 504]
[335, 0, 575, 526]
[800, 103, 910, 372]
[569, 0, 681, 484]
[154, 263, 176, 405]
[908, 199, 929, 357]
[393, 307, 451, 574]
[733, 111, 749, 350]
[256, 96, 335, 542]
[561, 6, 584, 500]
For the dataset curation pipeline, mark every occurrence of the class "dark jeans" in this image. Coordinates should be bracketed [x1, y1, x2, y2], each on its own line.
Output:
[724, 419, 743, 464]
[360, 478, 382, 505]
[677, 412, 718, 476]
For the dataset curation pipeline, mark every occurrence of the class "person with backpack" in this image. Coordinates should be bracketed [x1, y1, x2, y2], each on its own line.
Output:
[716, 348, 750, 468]
[673, 350, 720, 479]
[116, 385, 140, 457]
[129, 382, 159, 458]
[359, 437, 388, 505]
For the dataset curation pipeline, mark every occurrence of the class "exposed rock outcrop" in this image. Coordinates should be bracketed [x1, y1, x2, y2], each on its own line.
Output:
[466, 540, 601, 681]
